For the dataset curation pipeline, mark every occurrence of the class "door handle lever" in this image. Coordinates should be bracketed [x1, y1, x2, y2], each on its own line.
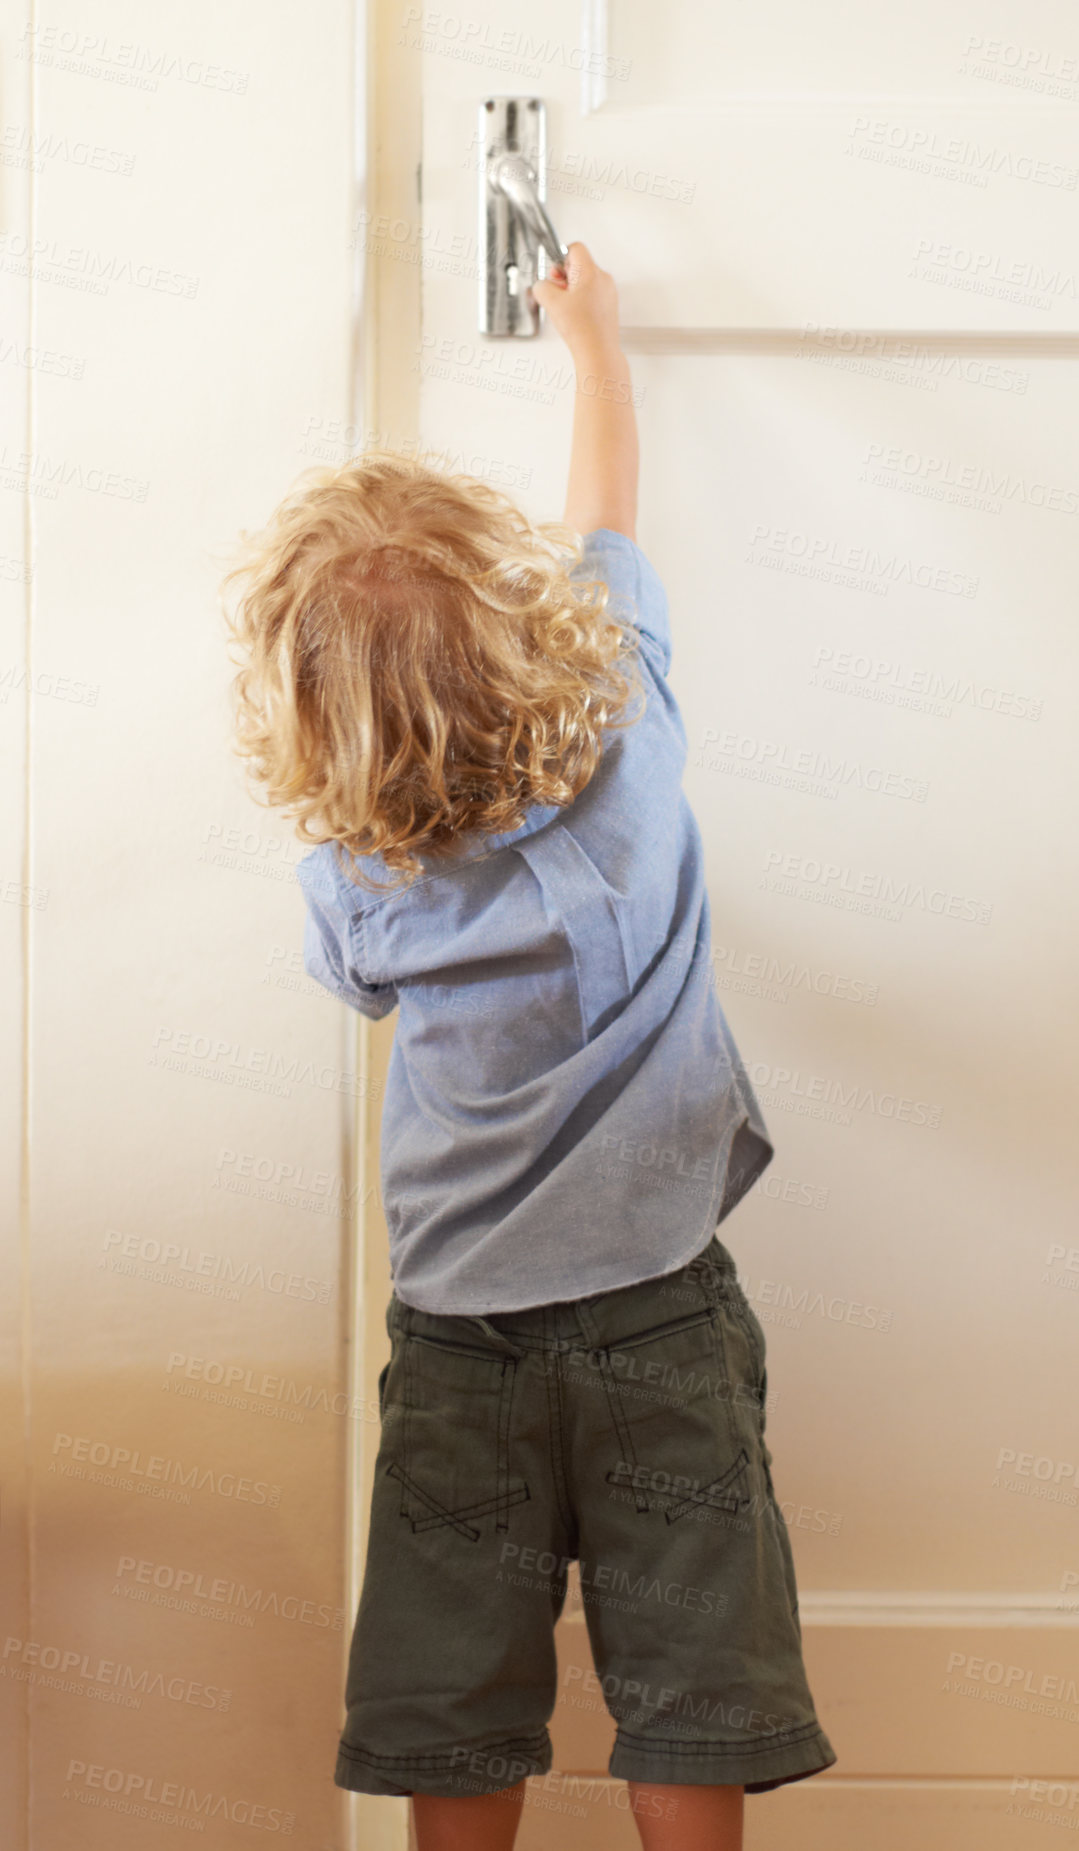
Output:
[488, 153, 568, 270]
[479, 96, 565, 338]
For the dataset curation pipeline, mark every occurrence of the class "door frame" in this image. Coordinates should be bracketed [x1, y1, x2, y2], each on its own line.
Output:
[346, 6, 422, 1847]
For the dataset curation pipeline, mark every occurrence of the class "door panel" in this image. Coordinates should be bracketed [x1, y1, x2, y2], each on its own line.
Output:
[382, 4, 1079, 1846]
[546, 106, 1079, 331]
[436, 0, 1079, 332]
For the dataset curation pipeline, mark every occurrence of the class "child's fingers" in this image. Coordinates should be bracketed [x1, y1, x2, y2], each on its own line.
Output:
[561, 241, 593, 288]
[533, 243, 591, 308]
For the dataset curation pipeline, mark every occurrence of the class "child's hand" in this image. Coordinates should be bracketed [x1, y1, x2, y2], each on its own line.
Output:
[532, 242, 621, 363]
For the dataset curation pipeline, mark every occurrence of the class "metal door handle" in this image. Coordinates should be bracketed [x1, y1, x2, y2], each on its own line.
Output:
[488, 153, 568, 269]
[479, 96, 565, 338]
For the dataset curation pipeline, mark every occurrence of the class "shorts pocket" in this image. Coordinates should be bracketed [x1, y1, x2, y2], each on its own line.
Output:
[393, 1336, 531, 1542]
[578, 1314, 754, 1526]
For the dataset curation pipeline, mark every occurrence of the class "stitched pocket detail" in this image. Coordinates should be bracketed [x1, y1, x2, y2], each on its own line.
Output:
[409, 1331, 512, 1364]
[396, 1338, 530, 1542]
[570, 1316, 752, 1526]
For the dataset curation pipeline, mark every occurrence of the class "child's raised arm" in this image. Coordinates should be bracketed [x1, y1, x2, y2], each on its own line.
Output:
[532, 242, 639, 542]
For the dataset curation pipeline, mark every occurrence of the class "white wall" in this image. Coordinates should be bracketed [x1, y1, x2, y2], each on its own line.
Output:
[0, 4, 365, 1844]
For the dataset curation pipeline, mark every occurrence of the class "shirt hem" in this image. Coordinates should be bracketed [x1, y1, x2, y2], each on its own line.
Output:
[389, 1114, 774, 1316]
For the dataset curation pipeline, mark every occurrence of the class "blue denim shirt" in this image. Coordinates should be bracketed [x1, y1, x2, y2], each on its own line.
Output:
[296, 529, 774, 1313]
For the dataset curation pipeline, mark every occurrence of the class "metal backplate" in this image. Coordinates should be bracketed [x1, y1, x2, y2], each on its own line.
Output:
[479, 96, 551, 338]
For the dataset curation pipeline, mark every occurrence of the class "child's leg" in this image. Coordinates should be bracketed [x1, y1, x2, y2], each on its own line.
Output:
[412, 1777, 740, 1850]
[412, 1780, 526, 1850]
[629, 1781, 744, 1851]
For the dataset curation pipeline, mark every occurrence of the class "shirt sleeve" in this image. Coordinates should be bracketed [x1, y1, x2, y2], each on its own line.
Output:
[297, 850, 399, 1022]
[576, 528, 673, 678]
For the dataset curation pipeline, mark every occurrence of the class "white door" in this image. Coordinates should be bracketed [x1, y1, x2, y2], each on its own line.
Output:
[356, 2, 1079, 1846]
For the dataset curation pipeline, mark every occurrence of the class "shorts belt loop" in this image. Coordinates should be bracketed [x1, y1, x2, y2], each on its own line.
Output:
[693, 1239, 725, 1319]
[467, 1315, 527, 1360]
[494, 1357, 519, 1532]
[574, 1298, 600, 1349]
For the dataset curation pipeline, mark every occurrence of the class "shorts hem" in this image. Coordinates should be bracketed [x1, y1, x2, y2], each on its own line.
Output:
[608, 1722, 838, 1793]
[333, 1729, 552, 1797]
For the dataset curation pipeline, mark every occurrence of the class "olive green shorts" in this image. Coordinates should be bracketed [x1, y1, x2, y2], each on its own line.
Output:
[334, 1233, 837, 1798]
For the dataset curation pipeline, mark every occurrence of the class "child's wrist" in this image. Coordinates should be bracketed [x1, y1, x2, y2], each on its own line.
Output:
[571, 336, 626, 377]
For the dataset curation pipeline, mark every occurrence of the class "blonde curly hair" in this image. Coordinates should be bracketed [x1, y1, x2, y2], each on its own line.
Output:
[222, 447, 645, 891]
